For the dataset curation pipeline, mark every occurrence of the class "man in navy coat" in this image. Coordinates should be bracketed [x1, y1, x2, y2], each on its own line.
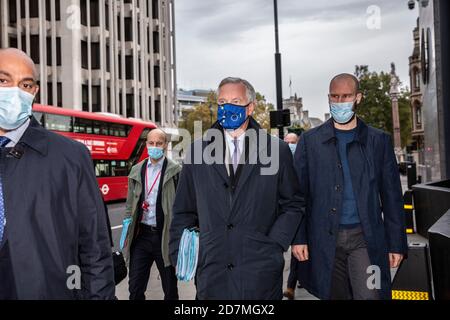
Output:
[292, 73, 407, 300]
[170, 77, 304, 300]
[0, 48, 115, 299]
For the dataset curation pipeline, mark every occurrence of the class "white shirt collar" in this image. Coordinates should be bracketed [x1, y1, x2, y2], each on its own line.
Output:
[4, 118, 31, 148]
[224, 130, 245, 158]
[148, 156, 165, 168]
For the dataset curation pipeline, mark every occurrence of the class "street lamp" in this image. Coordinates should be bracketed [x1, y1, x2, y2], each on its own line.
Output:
[273, 0, 284, 140]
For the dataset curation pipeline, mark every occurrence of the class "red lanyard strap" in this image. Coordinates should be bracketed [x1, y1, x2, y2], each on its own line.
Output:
[145, 168, 162, 198]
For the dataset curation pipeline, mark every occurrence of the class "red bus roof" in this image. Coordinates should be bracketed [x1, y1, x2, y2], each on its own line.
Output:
[33, 104, 158, 128]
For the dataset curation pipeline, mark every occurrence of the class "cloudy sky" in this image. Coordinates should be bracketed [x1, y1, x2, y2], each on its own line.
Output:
[175, 0, 418, 120]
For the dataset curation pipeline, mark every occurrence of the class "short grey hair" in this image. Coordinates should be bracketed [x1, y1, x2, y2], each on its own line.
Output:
[148, 128, 168, 143]
[217, 77, 256, 103]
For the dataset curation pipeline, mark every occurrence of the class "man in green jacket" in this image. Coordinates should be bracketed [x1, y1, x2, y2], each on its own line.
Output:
[123, 128, 181, 300]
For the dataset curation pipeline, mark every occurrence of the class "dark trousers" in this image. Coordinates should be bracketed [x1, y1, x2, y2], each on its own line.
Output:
[128, 224, 178, 300]
[330, 226, 380, 300]
[287, 253, 299, 289]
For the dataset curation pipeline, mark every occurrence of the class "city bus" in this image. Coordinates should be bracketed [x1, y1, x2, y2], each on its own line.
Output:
[32, 104, 157, 202]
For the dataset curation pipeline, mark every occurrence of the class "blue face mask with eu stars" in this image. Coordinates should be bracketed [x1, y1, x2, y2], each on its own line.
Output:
[217, 103, 250, 130]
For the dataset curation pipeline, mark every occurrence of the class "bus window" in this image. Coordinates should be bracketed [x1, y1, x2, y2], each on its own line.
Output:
[109, 123, 129, 137]
[95, 160, 111, 177]
[93, 120, 109, 135]
[74, 118, 93, 134]
[33, 111, 44, 126]
[45, 114, 73, 132]
[128, 128, 150, 171]
[111, 160, 128, 176]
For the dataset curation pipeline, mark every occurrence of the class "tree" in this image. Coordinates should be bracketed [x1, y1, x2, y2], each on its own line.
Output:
[178, 91, 274, 139]
[178, 91, 217, 139]
[354, 65, 412, 147]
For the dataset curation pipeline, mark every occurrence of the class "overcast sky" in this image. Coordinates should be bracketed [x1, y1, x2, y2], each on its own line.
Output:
[174, 0, 418, 120]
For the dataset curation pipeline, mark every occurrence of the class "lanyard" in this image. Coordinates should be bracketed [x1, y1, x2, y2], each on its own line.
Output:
[145, 167, 162, 198]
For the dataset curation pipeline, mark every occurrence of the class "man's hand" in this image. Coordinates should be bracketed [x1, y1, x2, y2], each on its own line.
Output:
[389, 253, 404, 268]
[292, 245, 309, 261]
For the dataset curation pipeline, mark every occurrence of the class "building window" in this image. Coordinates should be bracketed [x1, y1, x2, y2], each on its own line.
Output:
[9, 0, 17, 24]
[46, 38, 52, 66]
[118, 53, 122, 79]
[106, 87, 111, 112]
[414, 69, 421, 91]
[125, 17, 133, 41]
[91, 42, 100, 69]
[152, 0, 159, 19]
[126, 56, 134, 79]
[92, 86, 101, 112]
[56, 37, 61, 65]
[126, 94, 135, 117]
[43, 37, 62, 66]
[9, 36, 17, 49]
[80, 0, 87, 26]
[82, 85, 89, 111]
[153, 32, 159, 53]
[30, 35, 40, 64]
[155, 101, 161, 123]
[154, 66, 160, 87]
[47, 82, 53, 106]
[90, 0, 99, 27]
[105, 3, 109, 31]
[415, 104, 422, 127]
[81, 41, 88, 69]
[117, 16, 121, 41]
[57, 82, 62, 106]
[106, 45, 110, 72]
[29, 0, 39, 18]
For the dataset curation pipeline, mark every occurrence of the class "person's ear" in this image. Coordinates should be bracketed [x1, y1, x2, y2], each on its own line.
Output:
[355, 92, 363, 105]
[33, 85, 40, 98]
[247, 101, 255, 116]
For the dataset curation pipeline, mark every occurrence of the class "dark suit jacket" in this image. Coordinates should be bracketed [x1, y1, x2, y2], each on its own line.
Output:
[169, 117, 305, 300]
[0, 116, 115, 299]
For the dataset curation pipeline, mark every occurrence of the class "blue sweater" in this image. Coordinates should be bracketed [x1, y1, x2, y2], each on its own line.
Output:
[335, 128, 360, 227]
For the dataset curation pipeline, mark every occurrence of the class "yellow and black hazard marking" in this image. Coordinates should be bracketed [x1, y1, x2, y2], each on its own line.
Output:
[403, 190, 415, 234]
[392, 290, 429, 300]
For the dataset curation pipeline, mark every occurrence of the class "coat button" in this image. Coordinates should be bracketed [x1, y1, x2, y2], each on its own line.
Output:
[338, 163, 343, 169]
[331, 208, 337, 213]
[335, 185, 341, 191]
[227, 224, 234, 230]
[227, 264, 234, 270]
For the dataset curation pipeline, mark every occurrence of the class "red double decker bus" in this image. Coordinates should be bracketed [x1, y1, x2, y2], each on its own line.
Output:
[32, 104, 157, 202]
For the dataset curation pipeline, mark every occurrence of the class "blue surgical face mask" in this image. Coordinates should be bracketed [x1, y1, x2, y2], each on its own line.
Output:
[288, 143, 297, 155]
[217, 103, 250, 130]
[329, 101, 356, 124]
[147, 146, 164, 160]
[0, 87, 34, 130]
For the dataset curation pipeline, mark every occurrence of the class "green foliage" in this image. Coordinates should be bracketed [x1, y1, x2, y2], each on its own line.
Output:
[354, 65, 412, 147]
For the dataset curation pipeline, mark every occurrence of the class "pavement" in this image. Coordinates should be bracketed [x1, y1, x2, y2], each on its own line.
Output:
[107, 174, 411, 300]
[107, 202, 316, 300]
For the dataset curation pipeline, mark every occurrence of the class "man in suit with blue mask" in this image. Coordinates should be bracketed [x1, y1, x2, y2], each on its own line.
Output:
[170, 77, 304, 300]
[292, 73, 407, 300]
